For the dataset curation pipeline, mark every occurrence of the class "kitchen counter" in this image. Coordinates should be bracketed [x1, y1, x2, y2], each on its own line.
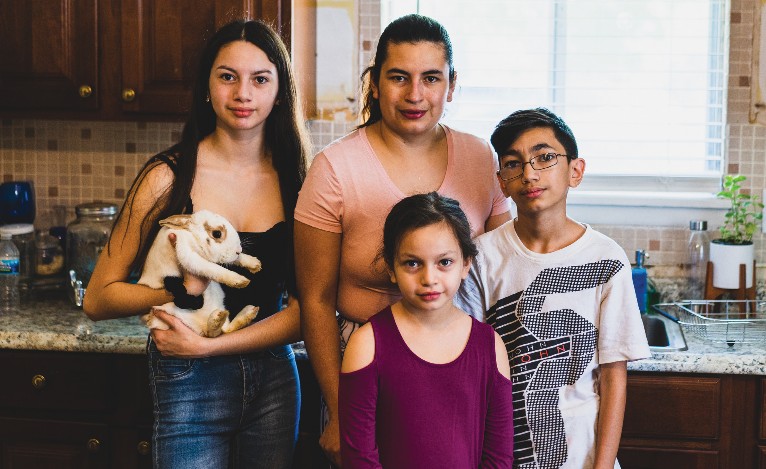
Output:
[0, 295, 309, 356]
[0, 296, 147, 354]
[628, 331, 766, 375]
[2, 296, 765, 375]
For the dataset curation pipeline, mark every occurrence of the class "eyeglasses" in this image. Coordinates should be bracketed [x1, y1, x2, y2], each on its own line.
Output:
[496, 152, 569, 182]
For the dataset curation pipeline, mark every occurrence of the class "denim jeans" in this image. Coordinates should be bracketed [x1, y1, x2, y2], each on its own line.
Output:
[147, 338, 300, 469]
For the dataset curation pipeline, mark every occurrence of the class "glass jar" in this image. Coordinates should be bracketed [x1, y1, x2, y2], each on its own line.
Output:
[35, 230, 65, 277]
[66, 203, 117, 301]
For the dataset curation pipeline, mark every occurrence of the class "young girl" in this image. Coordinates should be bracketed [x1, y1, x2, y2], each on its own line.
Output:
[338, 192, 514, 468]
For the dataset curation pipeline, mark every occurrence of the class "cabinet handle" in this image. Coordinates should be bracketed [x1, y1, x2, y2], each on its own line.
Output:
[137, 440, 150, 455]
[78, 85, 93, 98]
[31, 374, 46, 389]
[121, 88, 136, 102]
[86, 438, 101, 453]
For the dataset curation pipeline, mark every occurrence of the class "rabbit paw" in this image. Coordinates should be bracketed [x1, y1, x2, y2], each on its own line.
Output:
[238, 254, 262, 273]
[224, 305, 260, 333]
[142, 307, 171, 331]
[220, 271, 251, 288]
[206, 310, 229, 338]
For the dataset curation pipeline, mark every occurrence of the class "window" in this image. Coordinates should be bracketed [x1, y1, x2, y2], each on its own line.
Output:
[382, 0, 729, 194]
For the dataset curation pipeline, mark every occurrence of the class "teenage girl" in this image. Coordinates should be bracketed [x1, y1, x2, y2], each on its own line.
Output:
[84, 20, 310, 468]
[338, 192, 514, 468]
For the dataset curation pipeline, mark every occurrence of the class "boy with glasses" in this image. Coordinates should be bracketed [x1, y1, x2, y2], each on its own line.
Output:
[456, 108, 650, 469]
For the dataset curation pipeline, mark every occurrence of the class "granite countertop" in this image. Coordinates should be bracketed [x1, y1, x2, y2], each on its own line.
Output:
[0, 295, 308, 357]
[0, 296, 148, 354]
[2, 296, 765, 375]
[628, 332, 766, 375]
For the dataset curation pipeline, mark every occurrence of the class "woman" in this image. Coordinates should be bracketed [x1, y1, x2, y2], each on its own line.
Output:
[294, 14, 511, 467]
[84, 20, 310, 469]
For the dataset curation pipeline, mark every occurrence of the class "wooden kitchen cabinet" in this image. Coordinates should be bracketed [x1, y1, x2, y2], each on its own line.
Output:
[619, 371, 761, 469]
[0, 350, 152, 469]
[0, 348, 324, 468]
[0, 0, 99, 113]
[0, 0, 290, 120]
[759, 377, 766, 469]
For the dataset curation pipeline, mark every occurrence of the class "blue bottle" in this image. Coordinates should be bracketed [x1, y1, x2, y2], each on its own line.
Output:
[632, 250, 648, 314]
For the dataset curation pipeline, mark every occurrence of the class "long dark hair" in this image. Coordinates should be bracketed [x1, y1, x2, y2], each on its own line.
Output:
[381, 192, 477, 271]
[359, 14, 455, 128]
[115, 19, 310, 272]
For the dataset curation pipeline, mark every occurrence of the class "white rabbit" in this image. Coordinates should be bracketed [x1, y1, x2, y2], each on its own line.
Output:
[138, 210, 262, 337]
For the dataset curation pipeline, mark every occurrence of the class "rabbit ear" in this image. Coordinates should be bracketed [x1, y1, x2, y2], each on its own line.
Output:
[158, 214, 193, 230]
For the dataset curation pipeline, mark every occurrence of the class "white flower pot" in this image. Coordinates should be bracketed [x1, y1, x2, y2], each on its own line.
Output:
[709, 240, 754, 289]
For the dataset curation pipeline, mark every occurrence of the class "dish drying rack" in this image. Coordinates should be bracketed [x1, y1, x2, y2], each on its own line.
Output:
[653, 300, 766, 346]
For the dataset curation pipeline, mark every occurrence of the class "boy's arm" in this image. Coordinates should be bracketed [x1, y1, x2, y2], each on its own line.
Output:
[455, 260, 487, 321]
[594, 360, 627, 469]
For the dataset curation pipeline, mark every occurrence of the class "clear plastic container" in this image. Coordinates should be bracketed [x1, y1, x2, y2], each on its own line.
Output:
[0, 223, 35, 296]
[0, 232, 20, 313]
[66, 202, 117, 305]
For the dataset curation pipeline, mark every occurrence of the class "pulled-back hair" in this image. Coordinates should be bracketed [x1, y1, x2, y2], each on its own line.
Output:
[381, 192, 477, 270]
[359, 14, 455, 128]
[490, 108, 578, 161]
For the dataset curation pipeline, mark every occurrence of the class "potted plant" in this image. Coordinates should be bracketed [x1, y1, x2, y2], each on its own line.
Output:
[709, 174, 764, 289]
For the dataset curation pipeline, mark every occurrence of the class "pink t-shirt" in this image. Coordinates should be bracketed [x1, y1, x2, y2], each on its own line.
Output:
[295, 125, 510, 322]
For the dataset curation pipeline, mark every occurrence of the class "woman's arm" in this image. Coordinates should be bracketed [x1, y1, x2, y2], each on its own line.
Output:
[83, 164, 175, 320]
[594, 360, 627, 469]
[295, 220, 344, 467]
[149, 295, 302, 357]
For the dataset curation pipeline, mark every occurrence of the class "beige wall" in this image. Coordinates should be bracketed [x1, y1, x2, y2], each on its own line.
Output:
[0, 0, 763, 277]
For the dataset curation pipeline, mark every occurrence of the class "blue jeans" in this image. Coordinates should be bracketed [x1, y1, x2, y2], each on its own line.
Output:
[147, 338, 300, 469]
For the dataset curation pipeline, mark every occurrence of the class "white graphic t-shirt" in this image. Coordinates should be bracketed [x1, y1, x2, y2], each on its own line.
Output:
[456, 220, 651, 469]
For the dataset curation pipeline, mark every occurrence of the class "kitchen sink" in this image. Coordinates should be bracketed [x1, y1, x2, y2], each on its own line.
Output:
[641, 313, 688, 352]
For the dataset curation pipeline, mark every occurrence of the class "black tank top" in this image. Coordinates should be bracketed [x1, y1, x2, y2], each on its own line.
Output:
[147, 151, 293, 320]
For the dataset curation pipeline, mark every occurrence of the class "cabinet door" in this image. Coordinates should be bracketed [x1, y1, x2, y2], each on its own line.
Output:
[119, 0, 290, 115]
[623, 375, 721, 439]
[0, 0, 99, 111]
[0, 418, 108, 469]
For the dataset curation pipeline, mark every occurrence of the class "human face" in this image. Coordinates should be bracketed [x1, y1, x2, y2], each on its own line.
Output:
[208, 41, 279, 134]
[389, 222, 470, 316]
[371, 41, 455, 138]
[497, 127, 584, 216]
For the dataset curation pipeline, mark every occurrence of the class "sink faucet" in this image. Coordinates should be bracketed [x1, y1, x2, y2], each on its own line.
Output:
[69, 270, 85, 307]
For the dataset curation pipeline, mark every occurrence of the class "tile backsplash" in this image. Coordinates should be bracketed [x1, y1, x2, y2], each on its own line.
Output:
[1, 0, 765, 282]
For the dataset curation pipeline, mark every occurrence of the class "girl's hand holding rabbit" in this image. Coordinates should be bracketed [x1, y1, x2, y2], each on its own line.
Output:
[151, 309, 210, 358]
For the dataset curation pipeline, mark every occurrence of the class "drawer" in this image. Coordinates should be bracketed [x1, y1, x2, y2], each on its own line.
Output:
[0, 351, 112, 412]
[0, 417, 109, 469]
[618, 446, 719, 469]
[623, 375, 721, 440]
